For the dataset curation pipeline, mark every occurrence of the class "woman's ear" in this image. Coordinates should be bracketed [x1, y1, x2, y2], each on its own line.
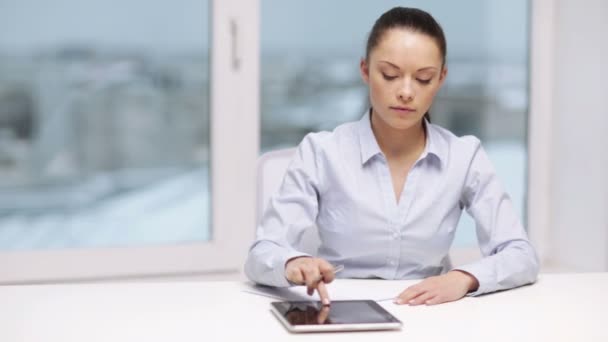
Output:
[360, 58, 370, 84]
[438, 66, 448, 87]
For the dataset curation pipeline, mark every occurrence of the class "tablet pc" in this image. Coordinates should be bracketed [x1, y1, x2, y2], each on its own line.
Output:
[270, 300, 402, 333]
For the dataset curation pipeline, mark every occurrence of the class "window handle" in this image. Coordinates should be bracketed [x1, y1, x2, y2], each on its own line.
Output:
[230, 18, 241, 71]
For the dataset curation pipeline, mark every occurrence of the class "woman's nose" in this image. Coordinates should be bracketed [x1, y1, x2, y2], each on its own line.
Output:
[397, 80, 414, 102]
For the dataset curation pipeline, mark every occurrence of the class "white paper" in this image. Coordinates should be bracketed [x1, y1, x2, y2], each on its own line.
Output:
[243, 279, 413, 302]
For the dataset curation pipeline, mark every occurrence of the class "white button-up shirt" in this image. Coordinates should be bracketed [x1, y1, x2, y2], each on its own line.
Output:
[245, 111, 539, 295]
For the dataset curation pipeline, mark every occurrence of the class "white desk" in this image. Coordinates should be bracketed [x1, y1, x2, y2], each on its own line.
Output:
[2, 273, 607, 342]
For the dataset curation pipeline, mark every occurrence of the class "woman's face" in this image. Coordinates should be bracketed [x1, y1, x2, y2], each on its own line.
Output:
[360, 28, 447, 131]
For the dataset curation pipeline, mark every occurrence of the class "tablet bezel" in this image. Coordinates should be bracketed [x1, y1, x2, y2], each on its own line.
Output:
[270, 300, 403, 333]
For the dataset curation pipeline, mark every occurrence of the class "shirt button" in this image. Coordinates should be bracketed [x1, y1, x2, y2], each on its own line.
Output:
[393, 232, 399, 239]
[388, 260, 396, 266]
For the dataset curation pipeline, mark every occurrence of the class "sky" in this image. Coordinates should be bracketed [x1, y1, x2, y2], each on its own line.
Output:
[0, 0, 528, 61]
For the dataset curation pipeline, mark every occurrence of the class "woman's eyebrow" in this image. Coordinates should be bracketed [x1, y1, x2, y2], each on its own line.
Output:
[378, 60, 400, 69]
[378, 61, 438, 72]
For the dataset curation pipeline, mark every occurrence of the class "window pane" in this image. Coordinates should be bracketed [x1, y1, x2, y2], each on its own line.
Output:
[261, 0, 529, 247]
[0, 0, 210, 250]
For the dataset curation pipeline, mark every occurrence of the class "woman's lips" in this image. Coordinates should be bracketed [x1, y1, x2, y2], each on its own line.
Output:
[390, 106, 416, 113]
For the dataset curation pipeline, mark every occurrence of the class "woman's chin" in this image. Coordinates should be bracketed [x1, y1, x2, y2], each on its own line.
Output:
[387, 118, 420, 131]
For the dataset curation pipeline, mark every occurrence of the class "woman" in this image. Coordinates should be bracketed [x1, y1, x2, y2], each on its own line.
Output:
[245, 7, 538, 306]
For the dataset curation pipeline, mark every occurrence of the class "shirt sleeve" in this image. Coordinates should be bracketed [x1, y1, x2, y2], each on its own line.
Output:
[244, 133, 325, 287]
[454, 141, 540, 296]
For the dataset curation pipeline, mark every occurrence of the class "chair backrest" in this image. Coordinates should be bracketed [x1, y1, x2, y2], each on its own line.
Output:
[256, 148, 320, 255]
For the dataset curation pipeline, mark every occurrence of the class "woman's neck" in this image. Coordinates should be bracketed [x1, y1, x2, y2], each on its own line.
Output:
[370, 109, 426, 162]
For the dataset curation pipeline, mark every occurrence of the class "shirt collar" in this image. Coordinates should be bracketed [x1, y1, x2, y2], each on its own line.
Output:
[357, 109, 383, 165]
[421, 119, 446, 169]
[357, 109, 447, 168]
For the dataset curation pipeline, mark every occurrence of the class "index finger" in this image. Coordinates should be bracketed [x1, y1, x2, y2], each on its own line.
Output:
[316, 280, 331, 306]
[396, 285, 424, 304]
[317, 305, 331, 324]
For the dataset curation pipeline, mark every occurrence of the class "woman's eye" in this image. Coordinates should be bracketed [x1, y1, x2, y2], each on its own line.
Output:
[382, 73, 398, 81]
[417, 78, 432, 85]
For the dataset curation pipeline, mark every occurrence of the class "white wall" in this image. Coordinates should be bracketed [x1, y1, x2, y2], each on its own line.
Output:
[545, 0, 608, 271]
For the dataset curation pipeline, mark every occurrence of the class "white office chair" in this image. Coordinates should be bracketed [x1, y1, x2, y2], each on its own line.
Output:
[257, 148, 320, 255]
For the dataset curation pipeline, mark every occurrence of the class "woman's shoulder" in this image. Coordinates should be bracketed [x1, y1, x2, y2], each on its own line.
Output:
[426, 122, 488, 171]
[428, 122, 482, 152]
[298, 120, 359, 152]
[290, 120, 361, 174]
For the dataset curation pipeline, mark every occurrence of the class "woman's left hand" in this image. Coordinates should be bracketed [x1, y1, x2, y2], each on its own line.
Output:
[394, 270, 479, 306]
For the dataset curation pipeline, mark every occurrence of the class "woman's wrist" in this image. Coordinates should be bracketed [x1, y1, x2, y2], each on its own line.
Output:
[450, 270, 479, 292]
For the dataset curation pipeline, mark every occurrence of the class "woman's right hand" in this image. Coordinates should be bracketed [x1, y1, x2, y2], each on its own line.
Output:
[284, 256, 336, 305]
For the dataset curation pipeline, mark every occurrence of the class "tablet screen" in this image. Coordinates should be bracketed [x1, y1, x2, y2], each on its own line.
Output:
[270, 300, 402, 332]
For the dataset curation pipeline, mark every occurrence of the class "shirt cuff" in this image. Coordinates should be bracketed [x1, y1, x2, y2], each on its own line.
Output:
[452, 258, 496, 296]
[271, 250, 311, 287]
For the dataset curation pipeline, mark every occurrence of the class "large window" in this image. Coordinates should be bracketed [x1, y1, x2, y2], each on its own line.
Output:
[261, 0, 529, 248]
[0, 0, 532, 281]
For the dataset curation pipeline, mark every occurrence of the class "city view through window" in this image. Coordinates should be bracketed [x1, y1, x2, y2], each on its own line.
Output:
[0, 1, 528, 251]
[0, 1, 211, 249]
